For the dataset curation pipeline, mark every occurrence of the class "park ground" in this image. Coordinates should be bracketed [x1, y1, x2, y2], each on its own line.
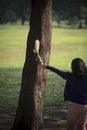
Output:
[0, 105, 67, 130]
[0, 24, 87, 129]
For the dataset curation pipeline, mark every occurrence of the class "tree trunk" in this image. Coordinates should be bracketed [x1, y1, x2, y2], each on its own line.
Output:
[11, 0, 52, 130]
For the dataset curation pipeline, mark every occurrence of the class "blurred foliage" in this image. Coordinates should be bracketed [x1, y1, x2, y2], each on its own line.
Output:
[0, 0, 87, 28]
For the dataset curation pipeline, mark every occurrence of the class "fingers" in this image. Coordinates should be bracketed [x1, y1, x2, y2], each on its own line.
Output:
[41, 64, 47, 69]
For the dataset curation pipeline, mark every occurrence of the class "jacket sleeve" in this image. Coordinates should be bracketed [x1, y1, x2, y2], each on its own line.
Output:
[47, 66, 70, 80]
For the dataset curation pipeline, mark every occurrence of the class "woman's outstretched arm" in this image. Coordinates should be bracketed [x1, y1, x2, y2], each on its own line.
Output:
[46, 65, 70, 80]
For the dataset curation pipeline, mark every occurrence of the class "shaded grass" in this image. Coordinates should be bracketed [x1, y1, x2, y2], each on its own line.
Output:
[0, 25, 87, 113]
[44, 72, 66, 106]
[0, 68, 21, 113]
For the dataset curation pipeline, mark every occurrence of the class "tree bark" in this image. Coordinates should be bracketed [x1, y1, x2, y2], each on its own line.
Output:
[11, 0, 52, 130]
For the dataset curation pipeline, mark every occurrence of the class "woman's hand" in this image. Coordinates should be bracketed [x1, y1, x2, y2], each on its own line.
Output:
[41, 64, 47, 69]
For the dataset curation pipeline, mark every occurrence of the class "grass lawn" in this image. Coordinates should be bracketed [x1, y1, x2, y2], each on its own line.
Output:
[0, 25, 87, 113]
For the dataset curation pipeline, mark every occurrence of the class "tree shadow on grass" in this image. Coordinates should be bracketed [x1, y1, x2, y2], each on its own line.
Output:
[0, 106, 67, 130]
[0, 68, 22, 113]
[43, 105, 67, 130]
[0, 68, 67, 129]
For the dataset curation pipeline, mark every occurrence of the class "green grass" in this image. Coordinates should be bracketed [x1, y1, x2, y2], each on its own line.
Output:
[0, 25, 87, 113]
[50, 28, 87, 69]
[0, 25, 28, 68]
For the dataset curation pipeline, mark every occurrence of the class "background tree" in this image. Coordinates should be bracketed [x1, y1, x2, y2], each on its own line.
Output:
[11, 0, 52, 130]
[82, 6, 87, 26]
[17, 0, 31, 25]
[0, 0, 87, 27]
[53, 0, 87, 28]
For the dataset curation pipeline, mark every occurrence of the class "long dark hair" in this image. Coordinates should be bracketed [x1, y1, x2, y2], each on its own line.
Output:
[71, 58, 87, 76]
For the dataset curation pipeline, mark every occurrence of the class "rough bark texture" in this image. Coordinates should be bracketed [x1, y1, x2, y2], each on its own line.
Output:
[11, 0, 52, 130]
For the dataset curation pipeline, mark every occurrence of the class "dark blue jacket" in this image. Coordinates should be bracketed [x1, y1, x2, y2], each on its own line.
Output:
[47, 66, 87, 105]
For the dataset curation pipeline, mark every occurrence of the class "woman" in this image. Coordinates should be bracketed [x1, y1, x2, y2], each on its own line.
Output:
[42, 58, 87, 130]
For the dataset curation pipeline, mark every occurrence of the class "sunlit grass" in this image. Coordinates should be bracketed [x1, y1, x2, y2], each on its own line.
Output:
[0, 25, 28, 68]
[51, 28, 87, 69]
[52, 28, 87, 44]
